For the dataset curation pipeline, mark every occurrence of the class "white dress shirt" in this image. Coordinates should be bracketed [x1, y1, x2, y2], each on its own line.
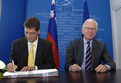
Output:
[27, 37, 38, 70]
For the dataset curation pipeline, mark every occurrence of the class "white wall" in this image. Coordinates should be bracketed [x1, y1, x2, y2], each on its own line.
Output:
[110, 0, 121, 69]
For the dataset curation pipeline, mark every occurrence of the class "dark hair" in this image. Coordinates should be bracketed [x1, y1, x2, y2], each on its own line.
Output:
[24, 17, 40, 31]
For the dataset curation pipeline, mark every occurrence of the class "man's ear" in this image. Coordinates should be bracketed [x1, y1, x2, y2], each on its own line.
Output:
[38, 29, 40, 34]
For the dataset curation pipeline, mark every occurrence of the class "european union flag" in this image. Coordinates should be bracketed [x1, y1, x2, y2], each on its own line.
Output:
[61, 5, 72, 13]
[82, 0, 90, 37]
[83, 0, 90, 22]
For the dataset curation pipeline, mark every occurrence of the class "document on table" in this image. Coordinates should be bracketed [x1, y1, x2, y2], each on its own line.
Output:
[3, 69, 58, 78]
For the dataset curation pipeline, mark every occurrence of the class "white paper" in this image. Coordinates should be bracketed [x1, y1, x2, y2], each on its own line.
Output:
[3, 69, 58, 78]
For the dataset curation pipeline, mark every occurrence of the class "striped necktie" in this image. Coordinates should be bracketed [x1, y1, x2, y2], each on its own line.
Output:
[85, 42, 92, 70]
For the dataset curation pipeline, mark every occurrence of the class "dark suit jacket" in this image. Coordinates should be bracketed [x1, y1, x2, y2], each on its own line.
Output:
[10, 37, 55, 71]
[65, 38, 116, 71]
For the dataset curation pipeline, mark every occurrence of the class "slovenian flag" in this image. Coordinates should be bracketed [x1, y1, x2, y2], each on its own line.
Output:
[47, 0, 59, 69]
[83, 0, 90, 22]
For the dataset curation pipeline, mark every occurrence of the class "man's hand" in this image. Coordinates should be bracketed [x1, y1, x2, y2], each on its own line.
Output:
[7, 63, 18, 72]
[20, 66, 35, 71]
[70, 64, 81, 72]
[95, 64, 108, 73]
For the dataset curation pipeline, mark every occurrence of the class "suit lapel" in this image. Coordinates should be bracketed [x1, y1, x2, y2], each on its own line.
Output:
[77, 38, 84, 66]
[35, 37, 42, 65]
[22, 38, 28, 65]
[91, 39, 98, 69]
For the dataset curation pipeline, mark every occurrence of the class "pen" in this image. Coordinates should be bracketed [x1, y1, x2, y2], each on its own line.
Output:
[12, 60, 15, 72]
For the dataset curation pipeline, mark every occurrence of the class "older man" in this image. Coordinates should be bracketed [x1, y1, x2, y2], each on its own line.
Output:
[65, 19, 116, 73]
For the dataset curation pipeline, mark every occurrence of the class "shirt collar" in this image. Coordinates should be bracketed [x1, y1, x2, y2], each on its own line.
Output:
[28, 36, 38, 45]
[83, 37, 93, 44]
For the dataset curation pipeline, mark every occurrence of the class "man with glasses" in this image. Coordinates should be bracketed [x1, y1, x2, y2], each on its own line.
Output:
[7, 17, 55, 71]
[65, 19, 116, 72]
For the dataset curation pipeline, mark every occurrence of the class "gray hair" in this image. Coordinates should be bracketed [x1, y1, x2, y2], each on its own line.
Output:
[82, 18, 98, 30]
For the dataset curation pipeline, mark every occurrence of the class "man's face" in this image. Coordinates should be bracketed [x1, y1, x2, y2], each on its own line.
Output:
[82, 21, 97, 41]
[24, 27, 40, 43]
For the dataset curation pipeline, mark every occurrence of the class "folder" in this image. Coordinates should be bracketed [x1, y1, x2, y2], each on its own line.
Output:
[3, 69, 58, 79]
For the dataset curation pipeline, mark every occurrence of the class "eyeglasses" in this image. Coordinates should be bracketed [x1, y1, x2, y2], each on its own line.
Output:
[83, 27, 97, 31]
[24, 31, 37, 35]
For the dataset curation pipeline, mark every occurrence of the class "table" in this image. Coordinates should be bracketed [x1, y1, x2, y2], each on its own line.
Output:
[0, 69, 121, 83]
